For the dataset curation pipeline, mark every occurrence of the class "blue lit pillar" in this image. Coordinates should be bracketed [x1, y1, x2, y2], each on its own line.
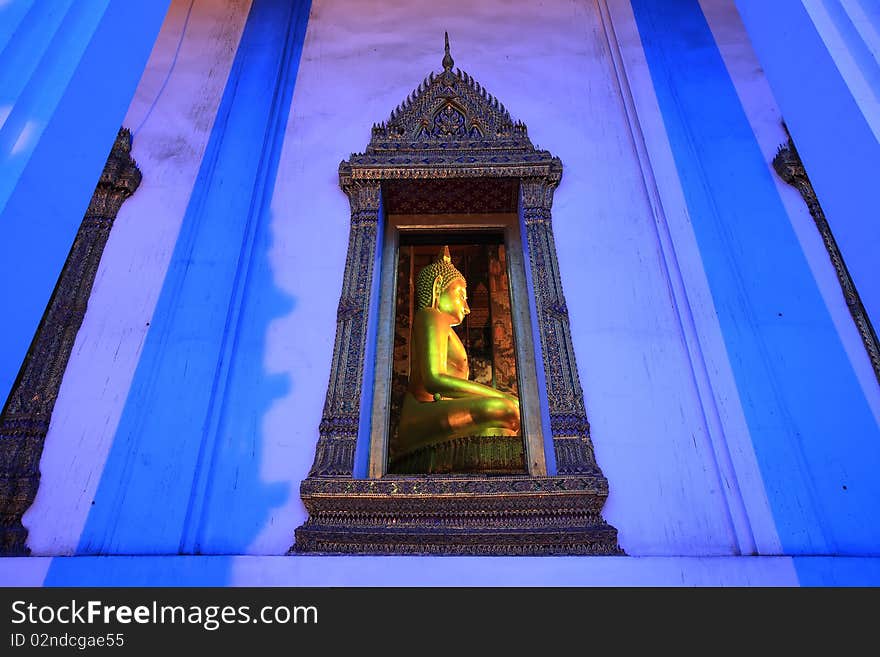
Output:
[0, 1, 171, 406]
[0, 0, 79, 133]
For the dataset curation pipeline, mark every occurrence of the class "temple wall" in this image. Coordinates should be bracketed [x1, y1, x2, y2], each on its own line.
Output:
[9, 0, 880, 585]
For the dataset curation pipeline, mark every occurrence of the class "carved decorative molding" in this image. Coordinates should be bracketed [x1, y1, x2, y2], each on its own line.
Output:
[520, 177, 599, 474]
[309, 181, 381, 477]
[773, 134, 880, 386]
[383, 178, 519, 215]
[0, 128, 141, 555]
[295, 474, 619, 555]
[295, 36, 619, 555]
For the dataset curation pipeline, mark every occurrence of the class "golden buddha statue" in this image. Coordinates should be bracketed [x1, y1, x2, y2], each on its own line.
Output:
[392, 246, 521, 466]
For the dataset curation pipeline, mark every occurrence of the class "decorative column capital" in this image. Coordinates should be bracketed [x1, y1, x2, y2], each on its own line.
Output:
[520, 173, 560, 211]
[86, 129, 142, 221]
[342, 180, 381, 216]
[772, 138, 811, 197]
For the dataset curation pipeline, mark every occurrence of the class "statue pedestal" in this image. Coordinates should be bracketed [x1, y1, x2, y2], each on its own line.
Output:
[388, 434, 525, 475]
[292, 474, 623, 555]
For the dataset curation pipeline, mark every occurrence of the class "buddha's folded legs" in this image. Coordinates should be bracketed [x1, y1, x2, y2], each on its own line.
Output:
[394, 391, 520, 456]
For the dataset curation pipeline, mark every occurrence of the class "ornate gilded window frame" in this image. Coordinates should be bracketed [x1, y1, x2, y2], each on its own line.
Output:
[292, 37, 621, 555]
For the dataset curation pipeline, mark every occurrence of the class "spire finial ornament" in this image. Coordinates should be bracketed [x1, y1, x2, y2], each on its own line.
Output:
[442, 32, 454, 73]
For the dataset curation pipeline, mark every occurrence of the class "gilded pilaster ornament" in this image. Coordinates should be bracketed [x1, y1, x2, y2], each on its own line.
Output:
[296, 37, 620, 554]
[773, 135, 880, 386]
[0, 128, 141, 555]
[309, 180, 382, 477]
[520, 178, 598, 474]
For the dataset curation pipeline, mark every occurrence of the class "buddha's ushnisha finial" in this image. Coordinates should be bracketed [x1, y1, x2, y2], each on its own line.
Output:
[442, 31, 454, 72]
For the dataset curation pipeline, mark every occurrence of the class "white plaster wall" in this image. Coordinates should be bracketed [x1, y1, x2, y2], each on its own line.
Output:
[257, 0, 742, 556]
[24, 0, 253, 554]
[598, 0, 781, 555]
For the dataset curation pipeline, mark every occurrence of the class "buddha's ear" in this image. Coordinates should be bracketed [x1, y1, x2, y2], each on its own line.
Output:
[431, 274, 443, 308]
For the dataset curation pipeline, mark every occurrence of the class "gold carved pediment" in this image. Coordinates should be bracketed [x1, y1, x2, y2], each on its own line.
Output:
[342, 34, 561, 187]
[363, 34, 536, 155]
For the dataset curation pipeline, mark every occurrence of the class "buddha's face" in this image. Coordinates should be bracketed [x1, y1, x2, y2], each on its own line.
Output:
[437, 278, 470, 326]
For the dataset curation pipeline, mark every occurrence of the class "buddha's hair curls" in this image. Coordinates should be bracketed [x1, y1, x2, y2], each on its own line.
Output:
[415, 246, 466, 310]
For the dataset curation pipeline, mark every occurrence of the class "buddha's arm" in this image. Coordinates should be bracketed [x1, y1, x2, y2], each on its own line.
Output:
[416, 310, 517, 402]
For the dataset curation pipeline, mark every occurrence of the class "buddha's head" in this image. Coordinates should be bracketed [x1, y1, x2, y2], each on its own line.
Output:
[416, 246, 470, 325]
